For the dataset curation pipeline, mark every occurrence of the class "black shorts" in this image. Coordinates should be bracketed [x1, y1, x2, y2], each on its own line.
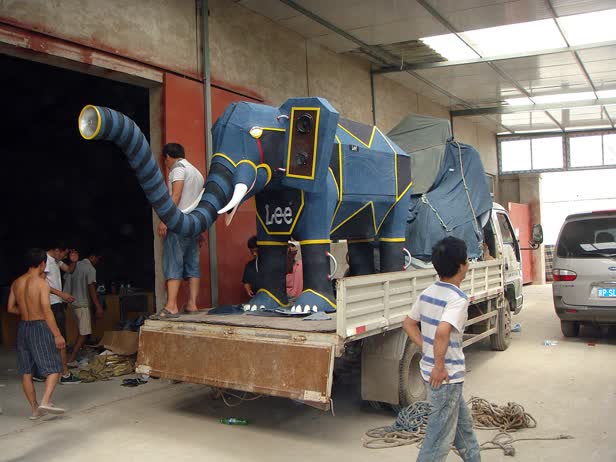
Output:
[17, 320, 62, 377]
[51, 302, 67, 339]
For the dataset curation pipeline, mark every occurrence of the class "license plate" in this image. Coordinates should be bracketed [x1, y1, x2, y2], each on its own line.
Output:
[597, 287, 616, 297]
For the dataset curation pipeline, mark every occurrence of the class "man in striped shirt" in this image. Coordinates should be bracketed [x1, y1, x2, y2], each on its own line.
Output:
[403, 237, 480, 462]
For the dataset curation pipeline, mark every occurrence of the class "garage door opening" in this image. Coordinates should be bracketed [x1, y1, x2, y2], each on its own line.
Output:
[0, 54, 154, 319]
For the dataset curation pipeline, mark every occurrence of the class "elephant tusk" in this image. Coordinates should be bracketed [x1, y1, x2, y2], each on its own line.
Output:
[218, 183, 249, 215]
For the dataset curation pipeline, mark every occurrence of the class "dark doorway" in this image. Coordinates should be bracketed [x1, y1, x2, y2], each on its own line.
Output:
[0, 54, 154, 294]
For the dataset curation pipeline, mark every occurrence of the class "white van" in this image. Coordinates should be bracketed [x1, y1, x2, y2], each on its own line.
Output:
[552, 210, 616, 336]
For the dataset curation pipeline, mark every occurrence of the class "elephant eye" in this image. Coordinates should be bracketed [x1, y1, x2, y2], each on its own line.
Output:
[296, 114, 313, 134]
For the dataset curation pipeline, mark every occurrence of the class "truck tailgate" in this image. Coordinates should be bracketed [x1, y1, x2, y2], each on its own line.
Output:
[136, 318, 338, 410]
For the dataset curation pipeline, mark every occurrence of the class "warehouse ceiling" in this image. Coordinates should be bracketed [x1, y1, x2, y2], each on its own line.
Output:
[239, 0, 616, 134]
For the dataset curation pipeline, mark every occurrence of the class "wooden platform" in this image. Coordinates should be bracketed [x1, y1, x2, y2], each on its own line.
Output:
[151, 310, 337, 333]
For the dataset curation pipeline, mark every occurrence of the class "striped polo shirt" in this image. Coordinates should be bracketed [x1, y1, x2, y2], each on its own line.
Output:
[408, 281, 469, 384]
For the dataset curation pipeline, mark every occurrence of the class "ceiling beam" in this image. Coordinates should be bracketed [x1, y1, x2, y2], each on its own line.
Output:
[543, 111, 565, 131]
[544, 0, 601, 100]
[415, 0, 538, 106]
[277, 0, 514, 133]
[603, 106, 616, 129]
[452, 97, 616, 116]
[277, 0, 401, 67]
[373, 40, 616, 74]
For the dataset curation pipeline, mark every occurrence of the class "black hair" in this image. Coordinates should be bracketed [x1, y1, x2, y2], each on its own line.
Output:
[25, 248, 47, 269]
[47, 240, 67, 251]
[247, 236, 257, 249]
[431, 237, 468, 279]
[162, 142, 185, 159]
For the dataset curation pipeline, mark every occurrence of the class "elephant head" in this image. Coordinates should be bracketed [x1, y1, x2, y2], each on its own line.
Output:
[77, 97, 339, 236]
[212, 97, 339, 214]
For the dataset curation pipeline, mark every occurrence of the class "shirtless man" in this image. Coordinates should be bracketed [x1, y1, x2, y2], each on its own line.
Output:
[8, 248, 66, 418]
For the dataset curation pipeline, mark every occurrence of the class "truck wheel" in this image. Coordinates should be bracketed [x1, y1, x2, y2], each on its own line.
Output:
[561, 320, 580, 337]
[490, 298, 512, 351]
[397, 341, 426, 408]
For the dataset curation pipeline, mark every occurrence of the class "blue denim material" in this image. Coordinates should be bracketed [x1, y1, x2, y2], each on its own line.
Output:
[417, 382, 481, 462]
[163, 230, 201, 280]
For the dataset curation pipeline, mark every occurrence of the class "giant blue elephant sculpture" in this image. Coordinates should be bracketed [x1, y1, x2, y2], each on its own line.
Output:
[77, 97, 412, 313]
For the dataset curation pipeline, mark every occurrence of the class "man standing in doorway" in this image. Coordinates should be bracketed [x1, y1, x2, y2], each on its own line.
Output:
[8, 248, 66, 418]
[154, 143, 205, 319]
[64, 249, 104, 365]
[403, 237, 481, 462]
[44, 242, 81, 384]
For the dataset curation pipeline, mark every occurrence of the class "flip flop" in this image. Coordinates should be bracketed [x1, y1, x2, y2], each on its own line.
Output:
[38, 404, 65, 415]
[149, 308, 181, 320]
[179, 306, 205, 315]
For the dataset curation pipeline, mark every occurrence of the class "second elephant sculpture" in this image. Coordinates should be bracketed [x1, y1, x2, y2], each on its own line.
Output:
[78, 97, 412, 313]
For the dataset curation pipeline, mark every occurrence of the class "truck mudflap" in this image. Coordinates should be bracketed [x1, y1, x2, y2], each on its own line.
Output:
[136, 323, 336, 410]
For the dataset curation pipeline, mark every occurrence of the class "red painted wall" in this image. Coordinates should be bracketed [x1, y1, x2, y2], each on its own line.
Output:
[508, 202, 533, 284]
[163, 73, 212, 307]
[211, 86, 262, 305]
[163, 74, 263, 307]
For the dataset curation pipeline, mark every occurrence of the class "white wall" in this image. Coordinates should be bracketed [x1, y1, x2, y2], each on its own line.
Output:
[541, 169, 616, 245]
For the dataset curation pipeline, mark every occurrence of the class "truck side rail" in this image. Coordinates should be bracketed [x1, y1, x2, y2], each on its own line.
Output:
[336, 260, 503, 341]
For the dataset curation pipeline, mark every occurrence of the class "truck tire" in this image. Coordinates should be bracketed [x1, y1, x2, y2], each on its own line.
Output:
[397, 340, 426, 409]
[561, 320, 580, 337]
[490, 298, 512, 351]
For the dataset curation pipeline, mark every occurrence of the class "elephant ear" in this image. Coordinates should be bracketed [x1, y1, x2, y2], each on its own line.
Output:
[278, 97, 339, 193]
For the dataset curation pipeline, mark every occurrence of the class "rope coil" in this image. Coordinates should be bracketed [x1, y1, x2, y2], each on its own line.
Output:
[363, 397, 573, 456]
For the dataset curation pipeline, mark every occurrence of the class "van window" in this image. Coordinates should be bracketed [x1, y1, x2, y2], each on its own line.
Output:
[556, 218, 616, 258]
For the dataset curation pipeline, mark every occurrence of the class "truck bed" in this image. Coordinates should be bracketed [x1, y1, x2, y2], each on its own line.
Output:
[160, 311, 337, 333]
[136, 260, 503, 409]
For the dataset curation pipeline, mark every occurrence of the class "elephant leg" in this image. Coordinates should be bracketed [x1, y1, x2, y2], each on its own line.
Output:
[243, 226, 288, 311]
[377, 196, 410, 273]
[291, 240, 336, 313]
[250, 241, 288, 310]
[379, 239, 405, 272]
[347, 240, 375, 276]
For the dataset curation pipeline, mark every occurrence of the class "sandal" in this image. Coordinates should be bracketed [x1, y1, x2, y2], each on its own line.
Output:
[149, 308, 181, 320]
[179, 306, 203, 315]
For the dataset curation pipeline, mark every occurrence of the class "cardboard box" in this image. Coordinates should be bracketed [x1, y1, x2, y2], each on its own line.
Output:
[99, 331, 139, 355]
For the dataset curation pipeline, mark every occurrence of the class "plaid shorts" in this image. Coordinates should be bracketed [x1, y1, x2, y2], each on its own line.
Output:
[17, 320, 62, 377]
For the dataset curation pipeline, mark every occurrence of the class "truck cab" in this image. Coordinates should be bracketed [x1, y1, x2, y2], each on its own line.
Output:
[488, 203, 524, 314]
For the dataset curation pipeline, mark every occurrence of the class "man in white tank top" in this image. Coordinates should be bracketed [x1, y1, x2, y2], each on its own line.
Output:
[156, 143, 205, 319]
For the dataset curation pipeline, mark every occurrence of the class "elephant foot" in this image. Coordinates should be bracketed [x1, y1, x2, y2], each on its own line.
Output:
[243, 289, 288, 312]
[290, 290, 336, 314]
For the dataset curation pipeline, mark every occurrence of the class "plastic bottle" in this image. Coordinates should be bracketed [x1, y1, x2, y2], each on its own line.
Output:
[220, 418, 248, 425]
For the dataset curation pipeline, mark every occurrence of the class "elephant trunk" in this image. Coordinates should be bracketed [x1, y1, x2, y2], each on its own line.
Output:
[78, 105, 232, 237]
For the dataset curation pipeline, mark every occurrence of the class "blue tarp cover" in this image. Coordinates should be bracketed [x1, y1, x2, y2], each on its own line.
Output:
[405, 140, 493, 261]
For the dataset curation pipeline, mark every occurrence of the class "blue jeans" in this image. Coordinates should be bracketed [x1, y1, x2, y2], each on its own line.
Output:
[163, 230, 201, 280]
[417, 382, 481, 462]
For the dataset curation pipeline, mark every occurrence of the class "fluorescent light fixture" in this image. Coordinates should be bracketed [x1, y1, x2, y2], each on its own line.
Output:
[534, 92, 595, 104]
[598, 89, 616, 99]
[419, 34, 479, 61]
[513, 129, 562, 134]
[505, 97, 533, 106]
[558, 9, 616, 46]
[505, 92, 597, 106]
[462, 19, 566, 57]
[565, 124, 611, 131]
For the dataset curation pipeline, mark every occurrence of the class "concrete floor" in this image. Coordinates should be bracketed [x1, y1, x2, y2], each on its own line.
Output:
[1, 285, 614, 462]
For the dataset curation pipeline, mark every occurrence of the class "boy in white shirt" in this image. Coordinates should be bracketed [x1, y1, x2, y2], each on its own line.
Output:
[403, 237, 480, 462]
